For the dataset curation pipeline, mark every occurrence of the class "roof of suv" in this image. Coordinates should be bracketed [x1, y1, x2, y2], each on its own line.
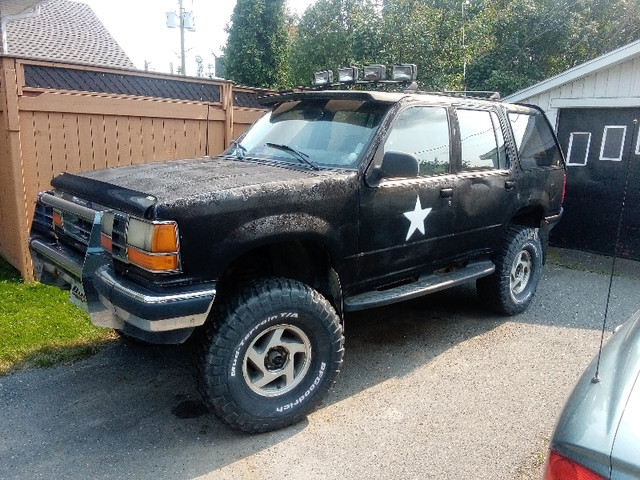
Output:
[260, 89, 534, 113]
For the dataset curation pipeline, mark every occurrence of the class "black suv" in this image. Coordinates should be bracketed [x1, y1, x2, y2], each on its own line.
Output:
[30, 90, 565, 433]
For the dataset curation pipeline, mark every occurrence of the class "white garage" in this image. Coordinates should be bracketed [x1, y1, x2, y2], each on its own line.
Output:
[505, 40, 640, 260]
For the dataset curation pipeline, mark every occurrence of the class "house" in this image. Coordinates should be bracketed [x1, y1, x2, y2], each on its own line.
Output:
[0, 0, 134, 69]
[505, 40, 640, 260]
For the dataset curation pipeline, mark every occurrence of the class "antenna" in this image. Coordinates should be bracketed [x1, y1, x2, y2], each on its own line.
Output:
[591, 118, 638, 383]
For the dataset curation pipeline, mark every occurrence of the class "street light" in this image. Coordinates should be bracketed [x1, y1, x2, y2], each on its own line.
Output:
[166, 0, 195, 75]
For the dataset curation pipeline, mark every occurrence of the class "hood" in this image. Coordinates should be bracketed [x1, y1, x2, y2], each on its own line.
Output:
[52, 156, 328, 217]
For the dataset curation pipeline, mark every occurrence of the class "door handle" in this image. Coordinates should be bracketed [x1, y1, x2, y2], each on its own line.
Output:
[505, 180, 515, 191]
[440, 188, 454, 198]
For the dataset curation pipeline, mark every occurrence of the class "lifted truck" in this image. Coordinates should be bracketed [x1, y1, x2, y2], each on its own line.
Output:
[30, 89, 565, 433]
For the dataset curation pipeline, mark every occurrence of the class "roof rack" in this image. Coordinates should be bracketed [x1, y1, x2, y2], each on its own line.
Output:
[443, 90, 501, 100]
[402, 84, 501, 100]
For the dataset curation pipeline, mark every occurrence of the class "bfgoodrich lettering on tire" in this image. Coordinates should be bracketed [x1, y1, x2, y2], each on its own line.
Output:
[477, 226, 543, 315]
[198, 278, 344, 433]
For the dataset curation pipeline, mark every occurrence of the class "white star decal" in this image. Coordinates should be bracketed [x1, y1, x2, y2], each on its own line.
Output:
[403, 196, 432, 241]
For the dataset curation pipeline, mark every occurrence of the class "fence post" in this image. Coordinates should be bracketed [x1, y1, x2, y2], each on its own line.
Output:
[222, 82, 234, 149]
[0, 57, 33, 280]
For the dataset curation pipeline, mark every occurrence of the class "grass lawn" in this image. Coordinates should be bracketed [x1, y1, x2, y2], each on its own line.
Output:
[0, 258, 116, 375]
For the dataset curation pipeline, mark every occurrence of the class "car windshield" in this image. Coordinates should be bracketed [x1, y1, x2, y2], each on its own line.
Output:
[225, 99, 390, 169]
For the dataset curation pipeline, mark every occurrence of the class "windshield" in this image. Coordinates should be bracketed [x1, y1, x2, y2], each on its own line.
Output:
[225, 99, 390, 169]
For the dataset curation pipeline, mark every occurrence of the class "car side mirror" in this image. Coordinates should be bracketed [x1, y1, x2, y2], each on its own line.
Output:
[381, 151, 419, 179]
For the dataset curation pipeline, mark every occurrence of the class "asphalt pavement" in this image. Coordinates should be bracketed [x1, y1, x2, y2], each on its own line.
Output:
[1, 248, 639, 480]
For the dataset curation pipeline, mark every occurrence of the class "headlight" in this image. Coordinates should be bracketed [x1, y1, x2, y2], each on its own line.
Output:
[101, 213, 181, 273]
[127, 218, 179, 253]
[126, 218, 180, 273]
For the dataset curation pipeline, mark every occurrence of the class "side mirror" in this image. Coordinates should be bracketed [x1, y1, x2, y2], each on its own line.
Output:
[381, 151, 419, 179]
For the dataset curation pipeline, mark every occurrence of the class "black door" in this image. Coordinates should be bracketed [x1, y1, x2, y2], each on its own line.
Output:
[554, 108, 640, 259]
[452, 108, 515, 252]
[358, 105, 458, 287]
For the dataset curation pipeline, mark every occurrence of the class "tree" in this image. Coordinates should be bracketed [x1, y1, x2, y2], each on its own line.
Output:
[380, 0, 471, 90]
[287, 0, 640, 94]
[289, 0, 384, 86]
[466, 0, 640, 95]
[223, 0, 290, 88]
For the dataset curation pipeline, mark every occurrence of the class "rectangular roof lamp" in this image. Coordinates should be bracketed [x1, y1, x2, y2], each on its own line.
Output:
[338, 66, 359, 83]
[314, 70, 334, 86]
[363, 65, 386, 82]
[392, 64, 417, 81]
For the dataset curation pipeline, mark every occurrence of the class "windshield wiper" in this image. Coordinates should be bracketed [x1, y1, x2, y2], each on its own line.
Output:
[265, 142, 320, 171]
[230, 140, 247, 159]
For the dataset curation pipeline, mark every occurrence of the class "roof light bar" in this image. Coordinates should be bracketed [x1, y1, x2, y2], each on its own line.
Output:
[314, 70, 334, 86]
[392, 64, 417, 81]
[338, 66, 359, 83]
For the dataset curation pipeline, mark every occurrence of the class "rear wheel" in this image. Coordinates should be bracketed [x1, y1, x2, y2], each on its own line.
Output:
[477, 226, 543, 315]
[198, 278, 344, 433]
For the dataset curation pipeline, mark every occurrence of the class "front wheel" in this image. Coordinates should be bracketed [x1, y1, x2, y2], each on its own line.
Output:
[477, 226, 543, 315]
[198, 278, 344, 433]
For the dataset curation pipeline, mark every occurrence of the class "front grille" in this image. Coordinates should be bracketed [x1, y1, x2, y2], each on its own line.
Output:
[111, 213, 129, 266]
[57, 212, 93, 247]
[32, 202, 54, 235]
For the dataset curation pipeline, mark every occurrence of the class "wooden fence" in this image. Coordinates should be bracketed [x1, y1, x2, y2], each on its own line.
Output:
[0, 56, 270, 280]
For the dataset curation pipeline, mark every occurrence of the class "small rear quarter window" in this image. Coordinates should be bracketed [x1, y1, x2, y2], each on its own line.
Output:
[508, 110, 562, 169]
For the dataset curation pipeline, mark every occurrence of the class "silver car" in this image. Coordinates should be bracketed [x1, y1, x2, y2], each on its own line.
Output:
[543, 308, 640, 480]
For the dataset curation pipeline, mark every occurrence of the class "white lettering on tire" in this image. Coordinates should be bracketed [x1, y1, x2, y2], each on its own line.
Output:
[276, 362, 326, 413]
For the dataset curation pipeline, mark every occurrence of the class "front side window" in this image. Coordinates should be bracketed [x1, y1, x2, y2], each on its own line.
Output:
[226, 99, 390, 169]
[457, 109, 508, 171]
[508, 110, 562, 169]
[384, 106, 450, 176]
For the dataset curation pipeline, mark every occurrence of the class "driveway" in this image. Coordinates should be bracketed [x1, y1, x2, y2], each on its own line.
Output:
[1, 248, 639, 480]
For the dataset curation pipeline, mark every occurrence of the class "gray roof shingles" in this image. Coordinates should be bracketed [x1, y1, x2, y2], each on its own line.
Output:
[4, 0, 135, 69]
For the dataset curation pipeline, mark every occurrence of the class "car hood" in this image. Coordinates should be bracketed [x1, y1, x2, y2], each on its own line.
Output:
[551, 309, 640, 479]
[51, 156, 336, 217]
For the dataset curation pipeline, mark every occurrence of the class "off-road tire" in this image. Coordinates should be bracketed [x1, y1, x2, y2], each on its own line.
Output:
[198, 278, 344, 433]
[477, 226, 543, 315]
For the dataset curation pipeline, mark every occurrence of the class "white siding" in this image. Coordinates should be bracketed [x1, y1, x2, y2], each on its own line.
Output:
[508, 53, 640, 130]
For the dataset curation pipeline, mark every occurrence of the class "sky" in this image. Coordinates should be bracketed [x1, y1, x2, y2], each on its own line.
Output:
[80, 0, 316, 77]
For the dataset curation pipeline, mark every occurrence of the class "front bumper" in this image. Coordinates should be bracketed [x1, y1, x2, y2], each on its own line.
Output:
[30, 236, 216, 341]
[93, 266, 216, 333]
[29, 193, 215, 343]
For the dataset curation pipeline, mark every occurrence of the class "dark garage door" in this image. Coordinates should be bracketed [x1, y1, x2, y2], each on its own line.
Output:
[553, 108, 640, 260]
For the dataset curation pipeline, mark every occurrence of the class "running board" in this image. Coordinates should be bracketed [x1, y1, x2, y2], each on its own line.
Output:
[344, 260, 495, 312]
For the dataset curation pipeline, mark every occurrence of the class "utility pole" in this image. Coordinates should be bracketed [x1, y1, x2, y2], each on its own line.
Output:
[166, 0, 195, 75]
[179, 0, 186, 76]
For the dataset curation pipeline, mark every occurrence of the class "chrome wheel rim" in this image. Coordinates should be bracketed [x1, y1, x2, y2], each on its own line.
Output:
[242, 324, 312, 397]
[510, 250, 532, 296]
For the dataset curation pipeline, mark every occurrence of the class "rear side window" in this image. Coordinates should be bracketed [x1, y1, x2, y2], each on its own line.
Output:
[508, 110, 562, 169]
[457, 109, 508, 171]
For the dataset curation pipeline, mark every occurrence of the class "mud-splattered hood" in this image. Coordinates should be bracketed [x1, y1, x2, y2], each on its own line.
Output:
[52, 156, 345, 217]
